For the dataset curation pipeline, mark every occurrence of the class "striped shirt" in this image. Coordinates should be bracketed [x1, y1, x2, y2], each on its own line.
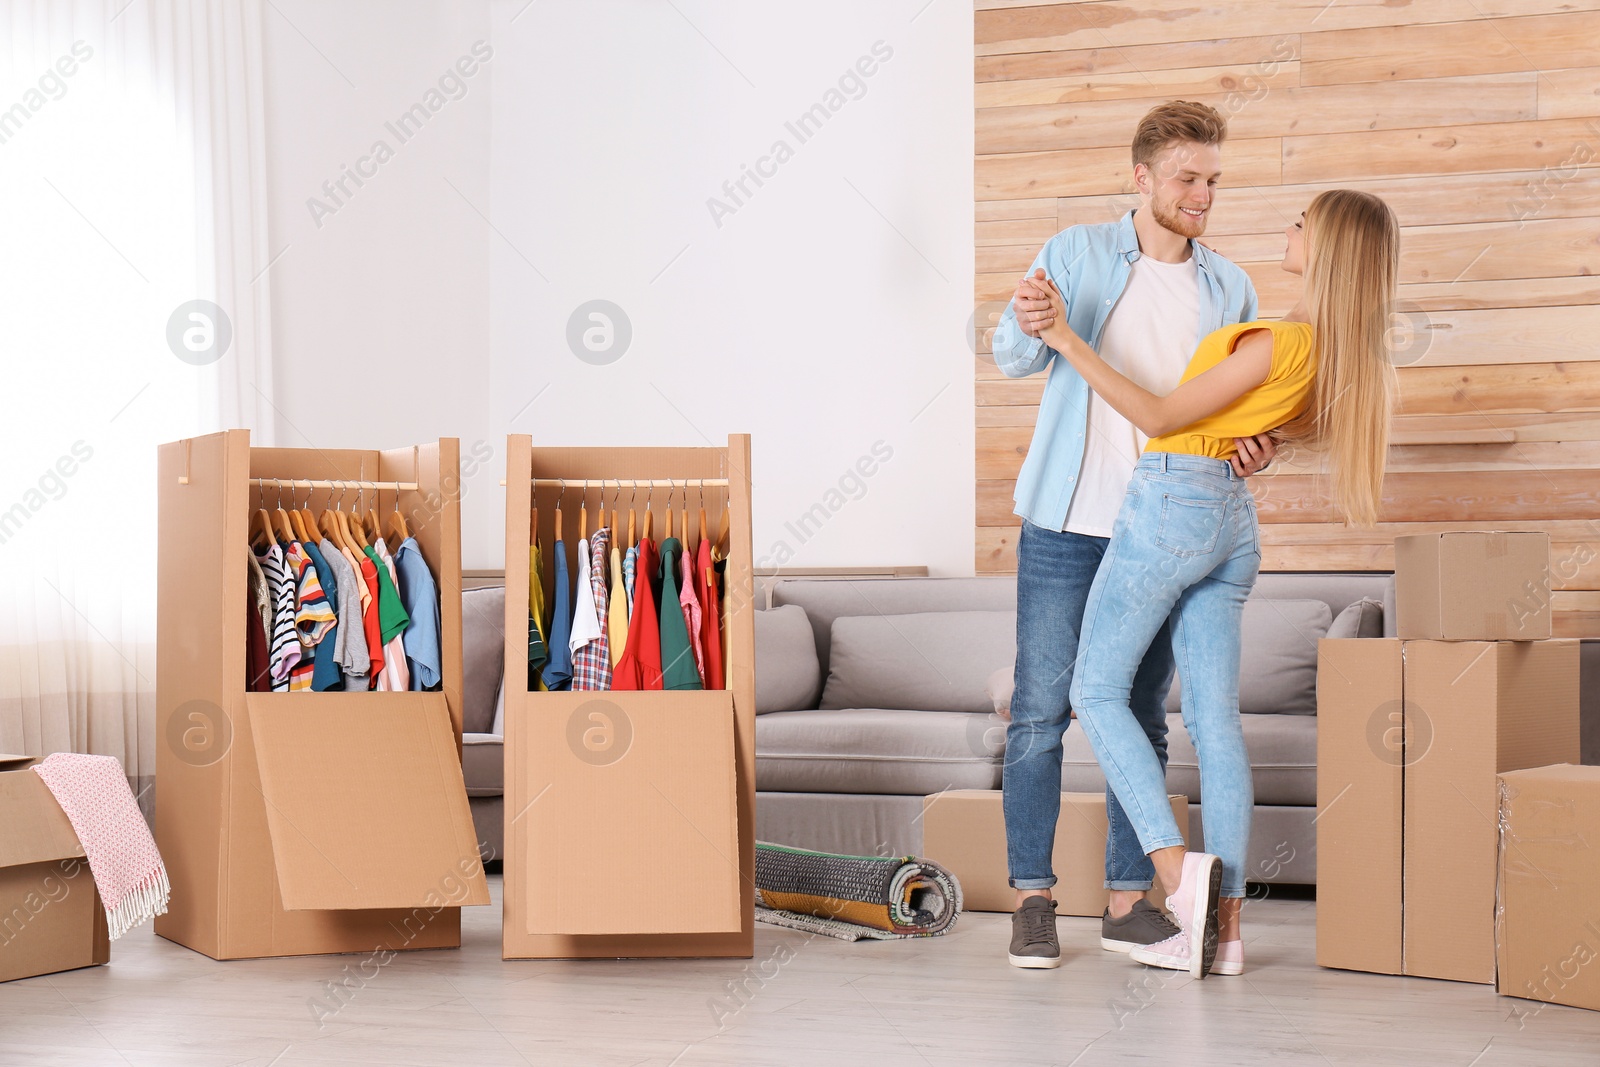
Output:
[286, 541, 336, 692]
[256, 542, 300, 692]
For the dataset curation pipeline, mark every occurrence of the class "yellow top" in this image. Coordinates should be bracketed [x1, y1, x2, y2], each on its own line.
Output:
[1144, 320, 1316, 459]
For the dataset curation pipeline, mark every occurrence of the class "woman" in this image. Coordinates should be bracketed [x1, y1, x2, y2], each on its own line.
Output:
[1024, 189, 1398, 978]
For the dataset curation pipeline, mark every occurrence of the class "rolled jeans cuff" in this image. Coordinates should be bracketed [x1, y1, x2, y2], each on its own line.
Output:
[1105, 880, 1155, 892]
[1009, 876, 1056, 890]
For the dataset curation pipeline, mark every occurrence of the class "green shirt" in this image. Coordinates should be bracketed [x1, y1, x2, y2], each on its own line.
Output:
[363, 546, 410, 645]
[657, 538, 702, 691]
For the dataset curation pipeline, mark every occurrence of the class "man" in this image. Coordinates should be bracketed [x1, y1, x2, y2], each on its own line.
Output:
[992, 100, 1276, 969]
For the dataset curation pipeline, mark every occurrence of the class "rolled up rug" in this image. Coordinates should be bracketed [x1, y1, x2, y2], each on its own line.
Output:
[753, 841, 962, 942]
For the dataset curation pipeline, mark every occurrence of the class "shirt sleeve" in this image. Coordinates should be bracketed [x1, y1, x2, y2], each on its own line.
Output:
[993, 232, 1079, 379]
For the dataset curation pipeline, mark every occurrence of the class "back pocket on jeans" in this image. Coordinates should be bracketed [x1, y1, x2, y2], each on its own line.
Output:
[1155, 494, 1226, 557]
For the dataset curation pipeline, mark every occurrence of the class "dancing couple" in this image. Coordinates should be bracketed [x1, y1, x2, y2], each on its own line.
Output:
[995, 100, 1397, 978]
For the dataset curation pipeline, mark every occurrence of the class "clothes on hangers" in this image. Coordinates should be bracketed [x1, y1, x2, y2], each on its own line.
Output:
[393, 537, 442, 691]
[612, 537, 662, 690]
[657, 538, 701, 691]
[678, 541, 705, 685]
[570, 529, 611, 691]
[544, 537, 574, 691]
[607, 537, 628, 667]
[365, 540, 410, 692]
[622, 544, 638, 619]
[285, 541, 335, 692]
[353, 550, 386, 688]
[318, 544, 369, 686]
[527, 541, 550, 692]
[697, 536, 723, 692]
[245, 553, 272, 693]
[299, 539, 344, 692]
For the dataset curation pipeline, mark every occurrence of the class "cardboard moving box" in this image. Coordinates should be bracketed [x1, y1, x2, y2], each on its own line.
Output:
[500, 436, 756, 960]
[1315, 637, 1580, 984]
[0, 756, 109, 983]
[1394, 531, 1550, 641]
[1404, 640, 1579, 983]
[1315, 639, 1404, 976]
[921, 789, 1187, 916]
[155, 433, 489, 961]
[1497, 765, 1600, 1013]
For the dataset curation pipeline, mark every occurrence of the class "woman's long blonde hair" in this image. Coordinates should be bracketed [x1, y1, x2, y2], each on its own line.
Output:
[1275, 189, 1399, 527]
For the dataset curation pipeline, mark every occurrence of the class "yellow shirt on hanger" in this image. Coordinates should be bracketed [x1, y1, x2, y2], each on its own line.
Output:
[607, 542, 628, 666]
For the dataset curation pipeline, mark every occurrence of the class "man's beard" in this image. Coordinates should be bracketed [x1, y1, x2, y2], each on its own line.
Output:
[1149, 197, 1205, 239]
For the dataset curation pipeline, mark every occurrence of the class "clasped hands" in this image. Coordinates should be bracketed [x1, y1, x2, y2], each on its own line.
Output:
[1008, 267, 1278, 477]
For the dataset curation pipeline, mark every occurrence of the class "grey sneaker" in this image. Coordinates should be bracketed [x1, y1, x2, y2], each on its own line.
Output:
[1100, 898, 1181, 953]
[1008, 896, 1061, 969]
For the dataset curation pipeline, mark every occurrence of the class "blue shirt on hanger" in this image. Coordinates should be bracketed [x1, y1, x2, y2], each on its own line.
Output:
[393, 537, 442, 691]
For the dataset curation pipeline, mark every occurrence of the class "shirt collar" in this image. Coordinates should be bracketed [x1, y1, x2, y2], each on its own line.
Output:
[1118, 209, 1214, 275]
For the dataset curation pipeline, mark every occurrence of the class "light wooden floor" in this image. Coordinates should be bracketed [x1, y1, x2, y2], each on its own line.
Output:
[4, 876, 1598, 1066]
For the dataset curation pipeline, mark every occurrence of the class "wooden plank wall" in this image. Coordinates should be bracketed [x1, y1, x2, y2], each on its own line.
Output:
[973, 0, 1600, 637]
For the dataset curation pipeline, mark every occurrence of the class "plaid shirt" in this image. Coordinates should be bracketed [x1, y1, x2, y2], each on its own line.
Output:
[571, 528, 613, 691]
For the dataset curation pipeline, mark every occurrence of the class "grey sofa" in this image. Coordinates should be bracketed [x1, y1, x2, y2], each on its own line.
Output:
[751, 573, 1399, 886]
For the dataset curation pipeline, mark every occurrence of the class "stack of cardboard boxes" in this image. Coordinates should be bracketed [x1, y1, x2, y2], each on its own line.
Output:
[1317, 532, 1582, 990]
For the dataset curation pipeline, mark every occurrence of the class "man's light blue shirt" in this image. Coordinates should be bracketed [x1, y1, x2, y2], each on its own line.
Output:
[992, 210, 1259, 533]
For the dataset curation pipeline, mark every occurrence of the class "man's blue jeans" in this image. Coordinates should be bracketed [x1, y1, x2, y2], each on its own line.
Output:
[1004, 519, 1174, 892]
[1071, 452, 1260, 898]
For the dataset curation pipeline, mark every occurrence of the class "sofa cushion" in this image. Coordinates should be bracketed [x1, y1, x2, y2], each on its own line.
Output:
[770, 577, 1017, 681]
[1059, 711, 1315, 806]
[461, 732, 503, 797]
[819, 611, 1016, 714]
[1165, 597, 1331, 715]
[1328, 597, 1384, 639]
[757, 708, 1004, 794]
[461, 587, 506, 734]
[756, 605, 822, 712]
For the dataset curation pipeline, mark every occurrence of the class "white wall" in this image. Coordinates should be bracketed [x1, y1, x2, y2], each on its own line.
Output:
[265, 1, 974, 574]
[262, 0, 496, 555]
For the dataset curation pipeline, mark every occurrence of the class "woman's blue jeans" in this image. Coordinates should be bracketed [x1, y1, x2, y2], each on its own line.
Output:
[1004, 521, 1174, 893]
[1070, 452, 1260, 899]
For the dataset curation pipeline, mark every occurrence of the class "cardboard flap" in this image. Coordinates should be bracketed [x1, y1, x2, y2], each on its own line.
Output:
[519, 691, 741, 936]
[0, 771, 86, 868]
[246, 692, 490, 911]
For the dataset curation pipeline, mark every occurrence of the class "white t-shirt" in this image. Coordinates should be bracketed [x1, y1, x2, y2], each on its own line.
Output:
[1061, 254, 1200, 537]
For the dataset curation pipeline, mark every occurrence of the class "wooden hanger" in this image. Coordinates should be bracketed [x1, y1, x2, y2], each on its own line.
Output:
[626, 482, 637, 550]
[664, 485, 674, 541]
[579, 487, 588, 543]
[529, 498, 539, 554]
[697, 477, 708, 548]
[272, 481, 297, 544]
[250, 505, 275, 550]
[681, 486, 691, 552]
[642, 491, 653, 542]
[554, 480, 564, 543]
[712, 494, 730, 563]
[608, 480, 619, 539]
[386, 504, 410, 546]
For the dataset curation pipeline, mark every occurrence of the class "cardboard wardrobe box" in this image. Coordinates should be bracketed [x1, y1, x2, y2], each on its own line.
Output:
[1394, 531, 1550, 641]
[1497, 765, 1600, 1012]
[500, 435, 755, 959]
[155, 432, 489, 961]
[921, 789, 1188, 916]
[1315, 639, 1404, 976]
[0, 755, 109, 982]
[1315, 638, 1580, 983]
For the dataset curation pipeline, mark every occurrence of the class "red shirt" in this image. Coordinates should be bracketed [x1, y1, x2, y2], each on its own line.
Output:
[358, 554, 385, 685]
[612, 538, 663, 690]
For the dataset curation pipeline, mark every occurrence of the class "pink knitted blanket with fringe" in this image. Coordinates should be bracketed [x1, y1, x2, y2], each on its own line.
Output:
[31, 752, 170, 940]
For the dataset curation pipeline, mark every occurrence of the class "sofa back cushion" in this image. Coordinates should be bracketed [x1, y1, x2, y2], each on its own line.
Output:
[755, 605, 823, 712]
[461, 587, 506, 734]
[770, 577, 1016, 683]
[820, 610, 1016, 714]
[1167, 597, 1331, 715]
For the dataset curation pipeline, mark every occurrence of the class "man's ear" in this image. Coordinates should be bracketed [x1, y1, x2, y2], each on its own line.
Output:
[1133, 162, 1149, 195]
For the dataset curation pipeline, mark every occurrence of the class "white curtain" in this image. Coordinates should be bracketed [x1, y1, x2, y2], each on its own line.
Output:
[0, 0, 273, 811]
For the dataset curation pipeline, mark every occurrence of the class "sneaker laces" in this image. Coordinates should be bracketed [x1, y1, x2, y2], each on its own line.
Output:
[1019, 902, 1055, 944]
